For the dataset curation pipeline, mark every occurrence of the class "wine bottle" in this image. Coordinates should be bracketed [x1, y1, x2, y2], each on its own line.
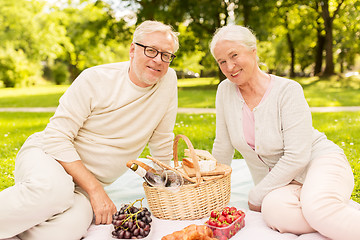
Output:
[129, 163, 166, 187]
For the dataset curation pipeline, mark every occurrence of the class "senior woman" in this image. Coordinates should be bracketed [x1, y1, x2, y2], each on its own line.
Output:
[210, 24, 360, 240]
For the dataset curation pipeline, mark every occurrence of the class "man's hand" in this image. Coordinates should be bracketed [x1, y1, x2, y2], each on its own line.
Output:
[89, 186, 117, 225]
[248, 201, 261, 212]
[57, 160, 117, 224]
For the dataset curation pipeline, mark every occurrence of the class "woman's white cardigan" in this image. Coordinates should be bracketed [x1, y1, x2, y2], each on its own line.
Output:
[212, 75, 344, 206]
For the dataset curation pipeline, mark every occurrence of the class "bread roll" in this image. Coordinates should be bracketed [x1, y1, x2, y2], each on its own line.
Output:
[184, 149, 217, 172]
[161, 224, 217, 240]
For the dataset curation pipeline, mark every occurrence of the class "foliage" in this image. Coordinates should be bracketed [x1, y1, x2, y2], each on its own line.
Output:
[0, 0, 42, 87]
[172, 24, 206, 77]
[124, 0, 360, 78]
[0, 0, 359, 86]
[51, 61, 70, 85]
[0, 46, 41, 87]
[49, 0, 132, 80]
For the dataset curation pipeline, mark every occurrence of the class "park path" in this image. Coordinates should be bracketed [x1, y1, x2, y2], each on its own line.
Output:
[1, 106, 360, 113]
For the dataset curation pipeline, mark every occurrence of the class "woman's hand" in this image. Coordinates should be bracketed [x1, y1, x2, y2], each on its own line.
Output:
[248, 201, 261, 212]
[89, 187, 117, 225]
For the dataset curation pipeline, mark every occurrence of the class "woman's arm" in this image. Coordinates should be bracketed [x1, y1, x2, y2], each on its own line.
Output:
[212, 83, 235, 165]
[249, 82, 313, 207]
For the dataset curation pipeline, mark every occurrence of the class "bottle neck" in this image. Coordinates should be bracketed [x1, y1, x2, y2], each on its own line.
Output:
[131, 163, 147, 178]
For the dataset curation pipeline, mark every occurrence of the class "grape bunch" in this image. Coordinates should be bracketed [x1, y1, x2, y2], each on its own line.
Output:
[112, 198, 152, 239]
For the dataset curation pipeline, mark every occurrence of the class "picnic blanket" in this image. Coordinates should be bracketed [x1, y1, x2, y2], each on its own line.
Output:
[3, 159, 360, 240]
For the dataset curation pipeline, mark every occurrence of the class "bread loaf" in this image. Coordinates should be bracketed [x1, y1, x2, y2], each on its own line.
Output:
[161, 224, 217, 240]
[183, 149, 217, 172]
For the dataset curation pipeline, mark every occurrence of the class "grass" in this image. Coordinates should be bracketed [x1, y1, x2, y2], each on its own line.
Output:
[0, 112, 53, 189]
[0, 85, 69, 108]
[1, 75, 359, 202]
[1, 111, 360, 203]
[296, 75, 360, 107]
[0, 75, 359, 108]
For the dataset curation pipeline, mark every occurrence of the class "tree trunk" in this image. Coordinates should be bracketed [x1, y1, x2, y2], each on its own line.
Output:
[286, 32, 295, 78]
[242, 1, 251, 27]
[284, 13, 295, 78]
[321, 0, 335, 76]
[314, 31, 325, 75]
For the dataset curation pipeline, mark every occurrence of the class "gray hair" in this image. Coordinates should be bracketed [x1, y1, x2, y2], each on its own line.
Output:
[133, 20, 179, 53]
[210, 25, 257, 58]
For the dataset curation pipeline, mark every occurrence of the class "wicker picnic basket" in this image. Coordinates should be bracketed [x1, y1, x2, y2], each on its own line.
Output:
[143, 134, 232, 220]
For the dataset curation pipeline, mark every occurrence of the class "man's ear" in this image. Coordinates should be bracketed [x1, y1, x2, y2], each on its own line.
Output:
[129, 42, 135, 59]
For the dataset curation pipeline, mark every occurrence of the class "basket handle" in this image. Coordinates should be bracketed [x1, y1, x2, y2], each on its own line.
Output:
[173, 134, 202, 186]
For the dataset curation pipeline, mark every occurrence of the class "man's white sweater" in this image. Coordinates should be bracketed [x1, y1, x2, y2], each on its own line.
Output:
[23, 61, 177, 186]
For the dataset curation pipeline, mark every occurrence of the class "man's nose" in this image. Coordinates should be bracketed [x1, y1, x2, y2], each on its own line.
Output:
[152, 53, 163, 63]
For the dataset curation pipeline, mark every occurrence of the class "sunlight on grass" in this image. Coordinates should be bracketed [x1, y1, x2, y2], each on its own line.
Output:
[295, 75, 360, 107]
[177, 77, 219, 87]
[0, 76, 359, 108]
[0, 85, 69, 107]
[0, 112, 53, 189]
[312, 112, 360, 202]
[2, 111, 359, 203]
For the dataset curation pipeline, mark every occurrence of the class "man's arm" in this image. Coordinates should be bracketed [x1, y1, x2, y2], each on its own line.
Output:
[57, 160, 117, 225]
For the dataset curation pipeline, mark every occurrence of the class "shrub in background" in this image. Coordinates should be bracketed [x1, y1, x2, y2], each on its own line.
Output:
[51, 62, 70, 85]
[0, 46, 41, 87]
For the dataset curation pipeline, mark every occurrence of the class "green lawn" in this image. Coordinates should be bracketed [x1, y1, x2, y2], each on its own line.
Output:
[0, 85, 69, 108]
[1, 76, 359, 202]
[296, 76, 360, 107]
[0, 76, 359, 108]
[1, 111, 360, 203]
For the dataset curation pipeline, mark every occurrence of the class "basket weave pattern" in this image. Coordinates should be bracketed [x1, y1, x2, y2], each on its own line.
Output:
[143, 134, 231, 220]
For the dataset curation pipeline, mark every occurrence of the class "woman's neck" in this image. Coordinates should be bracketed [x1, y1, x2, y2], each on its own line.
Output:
[239, 70, 271, 110]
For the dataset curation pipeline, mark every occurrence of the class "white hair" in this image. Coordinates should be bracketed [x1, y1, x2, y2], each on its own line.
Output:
[210, 25, 257, 58]
[133, 20, 179, 53]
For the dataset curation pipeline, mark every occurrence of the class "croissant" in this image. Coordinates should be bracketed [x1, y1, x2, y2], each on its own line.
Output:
[161, 224, 217, 240]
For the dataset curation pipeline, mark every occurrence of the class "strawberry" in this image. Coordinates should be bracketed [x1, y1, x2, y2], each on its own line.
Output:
[212, 228, 222, 237]
[222, 207, 230, 216]
[218, 215, 226, 223]
[232, 213, 241, 220]
[210, 210, 220, 219]
[220, 222, 229, 228]
[237, 210, 245, 217]
[229, 206, 237, 214]
[208, 218, 217, 227]
[225, 215, 234, 224]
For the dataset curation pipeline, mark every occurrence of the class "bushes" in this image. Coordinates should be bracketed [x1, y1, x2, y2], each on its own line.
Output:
[50, 62, 70, 85]
[0, 46, 41, 87]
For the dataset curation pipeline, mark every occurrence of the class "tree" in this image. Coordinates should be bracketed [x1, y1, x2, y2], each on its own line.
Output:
[51, 0, 132, 80]
[318, 0, 345, 76]
[0, 0, 68, 87]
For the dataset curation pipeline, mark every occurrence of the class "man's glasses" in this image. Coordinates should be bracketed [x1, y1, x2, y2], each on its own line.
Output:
[135, 42, 176, 63]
